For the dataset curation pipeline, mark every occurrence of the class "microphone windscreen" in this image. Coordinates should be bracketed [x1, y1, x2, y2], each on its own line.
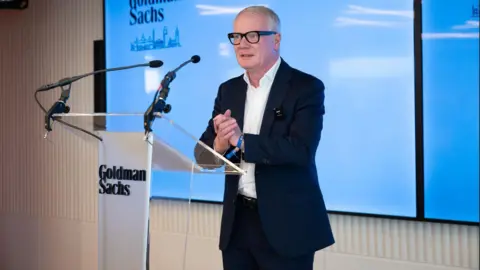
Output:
[191, 55, 201, 63]
[149, 60, 164, 68]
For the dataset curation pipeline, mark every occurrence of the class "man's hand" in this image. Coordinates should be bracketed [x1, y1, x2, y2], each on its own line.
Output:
[217, 112, 242, 147]
[213, 109, 233, 153]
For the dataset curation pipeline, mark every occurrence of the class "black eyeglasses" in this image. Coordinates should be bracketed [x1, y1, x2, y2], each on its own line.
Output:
[227, 31, 277, 45]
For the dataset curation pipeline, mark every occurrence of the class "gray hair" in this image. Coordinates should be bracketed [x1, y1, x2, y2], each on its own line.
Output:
[236, 6, 281, 33]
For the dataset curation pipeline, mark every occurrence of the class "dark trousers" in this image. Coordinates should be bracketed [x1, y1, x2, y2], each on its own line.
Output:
[222, 195, 314, 270]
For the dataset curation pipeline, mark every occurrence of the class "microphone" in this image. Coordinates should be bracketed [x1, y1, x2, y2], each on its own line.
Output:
[273, 107, 285, 119]
[157, 55, 200, 100]
[38, 60, 163, 92]
[143, 55, 201, 134]
[39, 60, 164, 132]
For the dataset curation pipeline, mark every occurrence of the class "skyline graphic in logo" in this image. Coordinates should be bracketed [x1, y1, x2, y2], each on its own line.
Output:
[130, 26, 180, 52]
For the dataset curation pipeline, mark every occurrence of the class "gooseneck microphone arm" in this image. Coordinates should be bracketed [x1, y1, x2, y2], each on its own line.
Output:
[35, 60, 164, 140]
[143, 55, 201, 135]
[37, 60, 164, 92]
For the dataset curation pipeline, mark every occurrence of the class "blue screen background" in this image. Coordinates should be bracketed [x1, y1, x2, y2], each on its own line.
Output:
[422, 0, 479, 223]
[104, 0, 419, 217]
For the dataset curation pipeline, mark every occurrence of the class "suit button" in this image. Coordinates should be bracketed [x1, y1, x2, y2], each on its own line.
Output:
[263, 158, 269, 164]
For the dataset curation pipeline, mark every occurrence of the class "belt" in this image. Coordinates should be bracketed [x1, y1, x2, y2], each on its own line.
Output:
[237, 194, 257, 209]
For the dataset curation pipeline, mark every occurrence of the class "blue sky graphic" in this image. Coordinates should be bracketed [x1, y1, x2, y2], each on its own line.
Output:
[422, 0, 479, 223]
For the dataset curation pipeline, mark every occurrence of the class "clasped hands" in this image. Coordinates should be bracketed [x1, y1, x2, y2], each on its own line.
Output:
[213, 109, 242, 153]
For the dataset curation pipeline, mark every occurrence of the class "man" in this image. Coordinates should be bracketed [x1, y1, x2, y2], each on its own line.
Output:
[194, 6, 334, 270]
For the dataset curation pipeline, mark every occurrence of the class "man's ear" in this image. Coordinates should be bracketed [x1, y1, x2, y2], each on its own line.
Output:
[274, 33, 281, 50]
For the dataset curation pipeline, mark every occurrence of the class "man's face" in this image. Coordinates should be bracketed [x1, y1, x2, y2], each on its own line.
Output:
[231, 12, 279, 71]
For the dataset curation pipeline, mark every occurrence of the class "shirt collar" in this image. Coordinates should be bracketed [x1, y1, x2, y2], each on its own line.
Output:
[243, 57, 281, 87]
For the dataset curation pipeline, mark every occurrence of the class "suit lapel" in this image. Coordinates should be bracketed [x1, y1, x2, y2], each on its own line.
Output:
[259, 58, 292, 135]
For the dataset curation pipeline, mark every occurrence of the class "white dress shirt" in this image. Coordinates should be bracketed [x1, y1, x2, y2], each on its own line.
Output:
[238, 57, 281, 198]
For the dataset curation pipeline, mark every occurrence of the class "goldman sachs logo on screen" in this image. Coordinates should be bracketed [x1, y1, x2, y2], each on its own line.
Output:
[129, 0, 177, 25]
[98, 165, 146, 196]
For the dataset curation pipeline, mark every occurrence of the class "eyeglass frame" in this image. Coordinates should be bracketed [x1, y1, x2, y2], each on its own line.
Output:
[227, 30, 277, 45]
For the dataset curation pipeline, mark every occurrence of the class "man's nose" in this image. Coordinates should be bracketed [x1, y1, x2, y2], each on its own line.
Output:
[237, 36, 251, 48]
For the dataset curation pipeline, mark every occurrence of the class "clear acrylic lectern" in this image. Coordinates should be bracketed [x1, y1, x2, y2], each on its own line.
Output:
[44, 112, 246, 270]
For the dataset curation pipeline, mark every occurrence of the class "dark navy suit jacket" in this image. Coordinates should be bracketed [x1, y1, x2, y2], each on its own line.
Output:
[194, 58, 335, 258]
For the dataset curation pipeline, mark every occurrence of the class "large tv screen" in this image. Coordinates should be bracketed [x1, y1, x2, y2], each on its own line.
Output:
[103, 0, 417, 217]
[422, 0, 479, 223]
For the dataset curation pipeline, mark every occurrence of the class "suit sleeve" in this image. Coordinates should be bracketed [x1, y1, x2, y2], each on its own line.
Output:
[193, 83, 234, 168]
[243, 79, 325, 166]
